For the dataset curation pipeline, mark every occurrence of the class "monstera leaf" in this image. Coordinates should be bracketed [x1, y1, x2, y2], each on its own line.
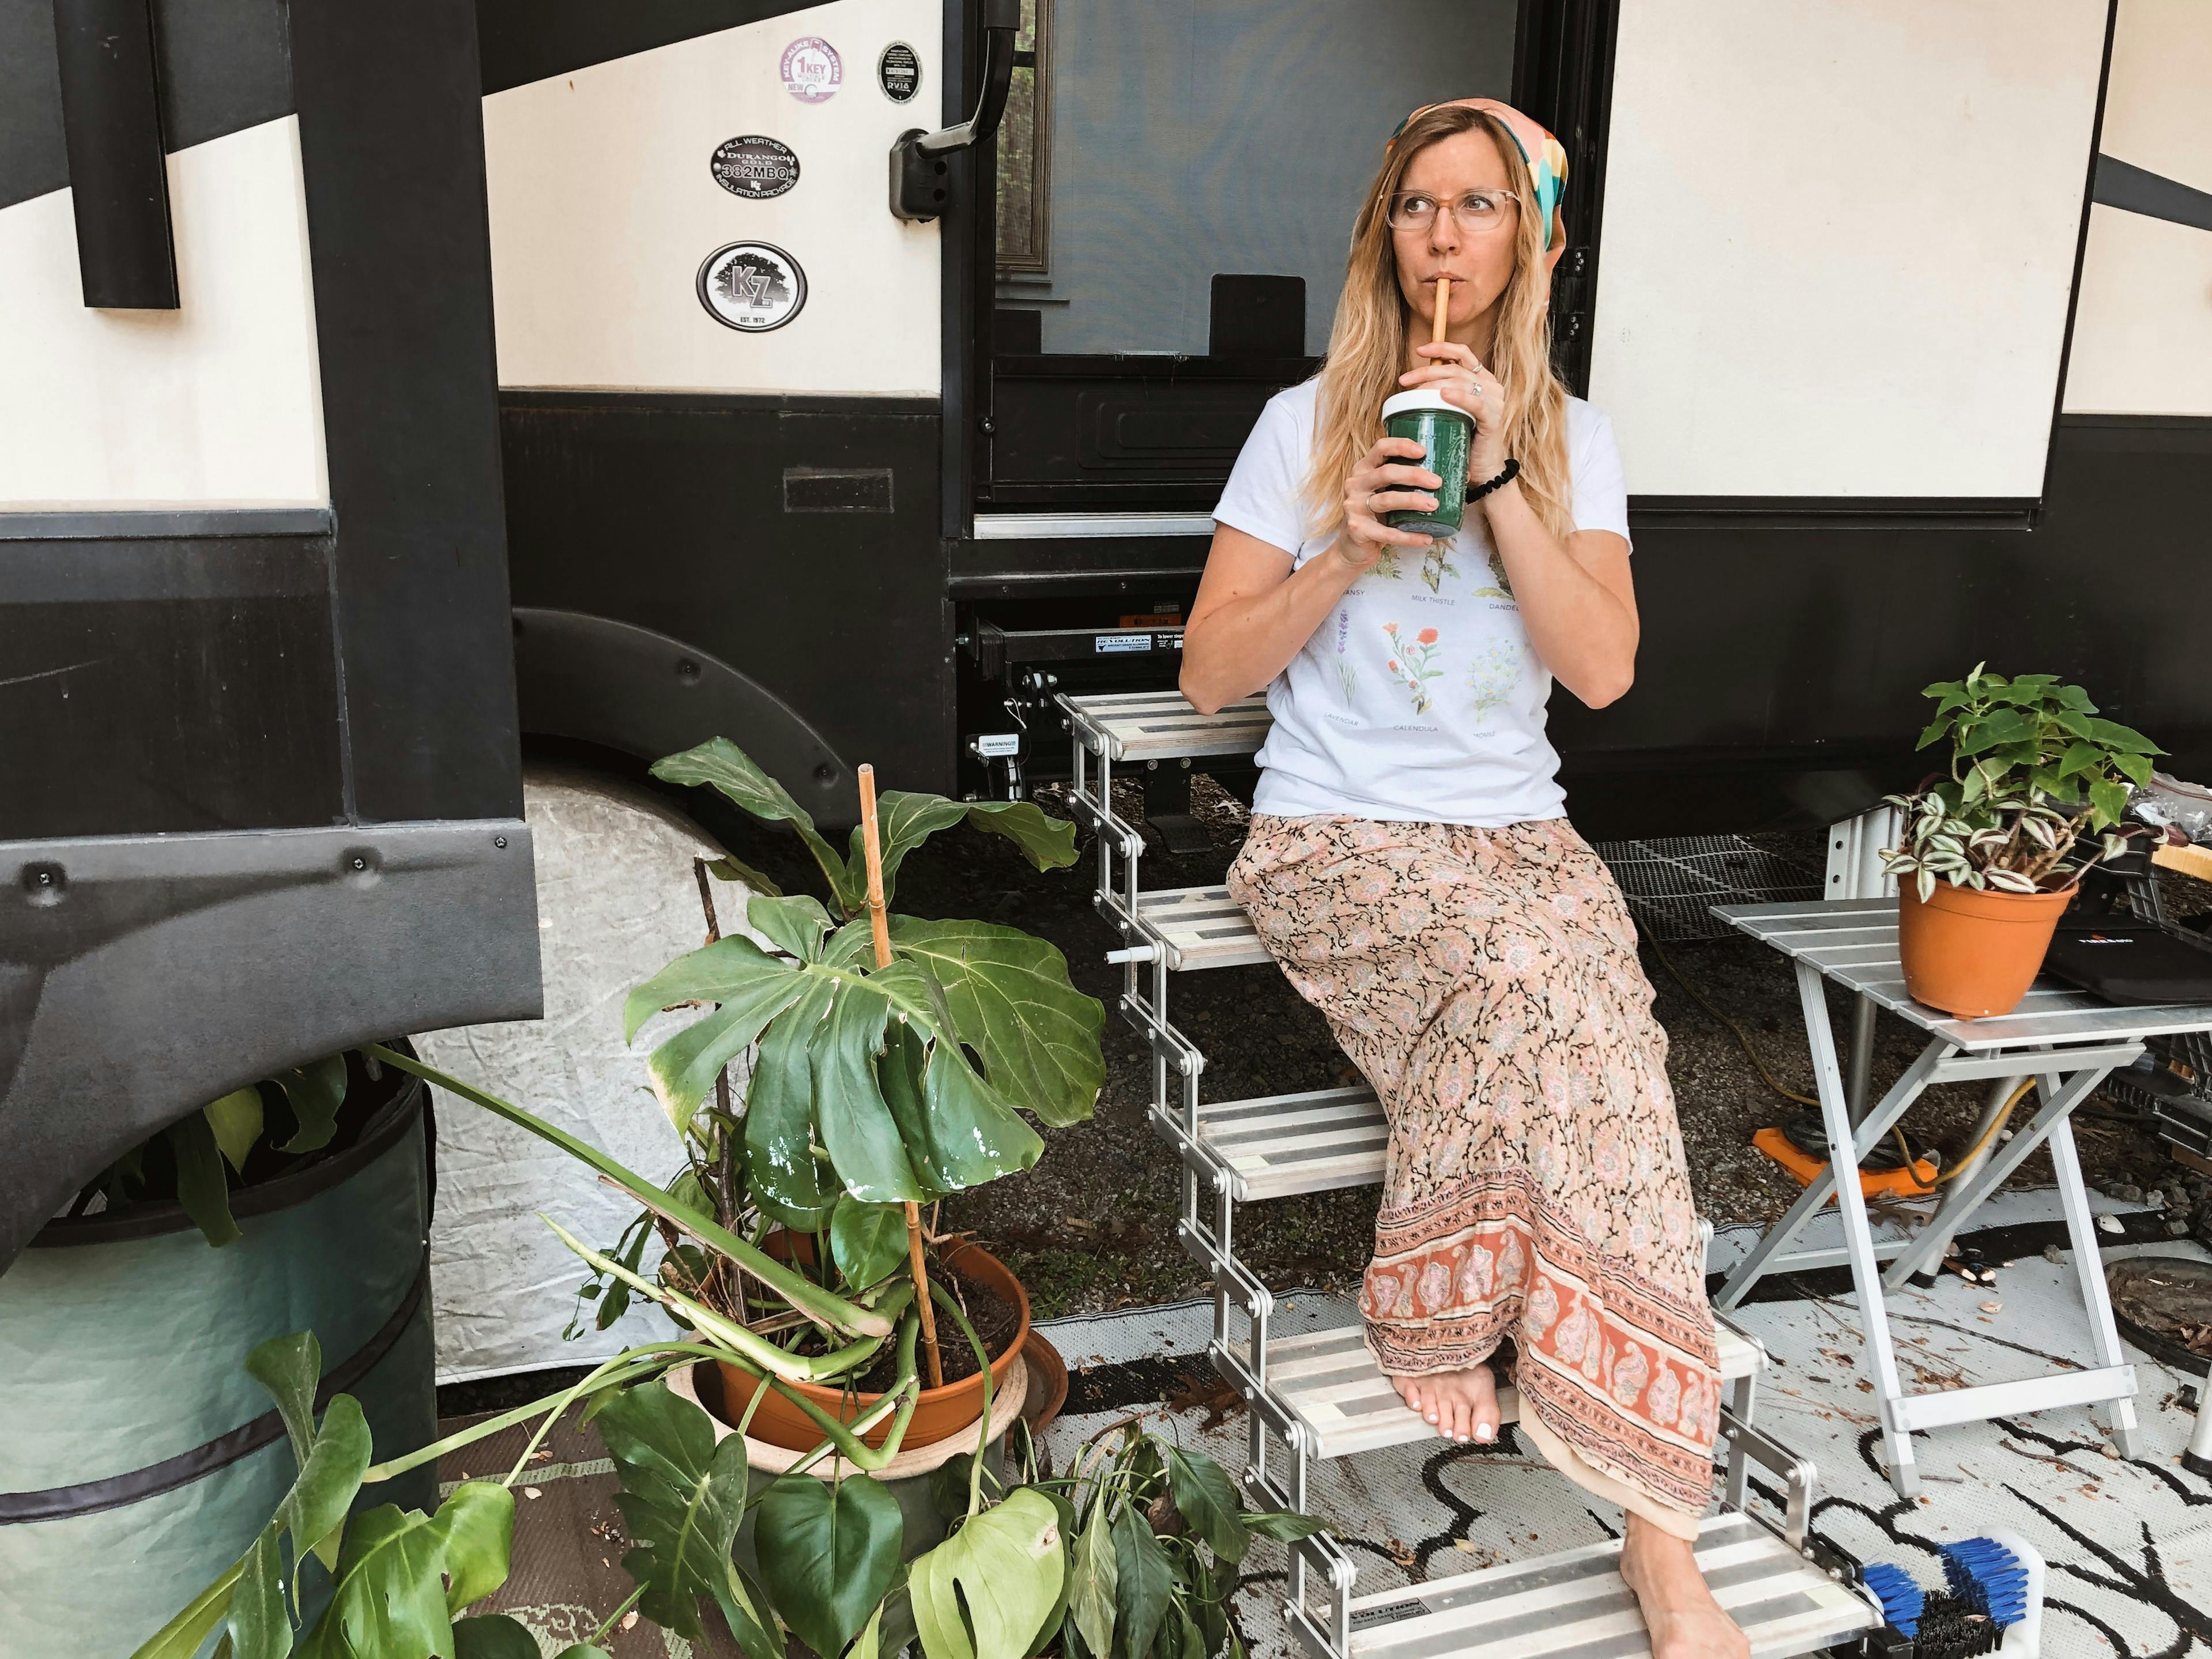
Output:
[628, 901, 1053, 1206]
[888, 918, 1105, 1129]
[755, 1471, 905, 1658]
[596, 1384, 778, 1654]
[908, 1490, 1066, 1659]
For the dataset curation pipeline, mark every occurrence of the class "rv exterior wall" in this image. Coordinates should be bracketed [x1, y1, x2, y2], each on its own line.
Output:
[482, 0, 942, 395]
[1589, 0, 2109, 499]
[2064, 0, 2212, 416]
[0, 118, 327, 508]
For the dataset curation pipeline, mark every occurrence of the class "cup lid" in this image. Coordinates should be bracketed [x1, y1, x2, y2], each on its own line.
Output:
[1381, 389, 1469, 421]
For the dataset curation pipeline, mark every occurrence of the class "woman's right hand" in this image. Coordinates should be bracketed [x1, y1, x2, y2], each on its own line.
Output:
[1339, 436, 1442, 570]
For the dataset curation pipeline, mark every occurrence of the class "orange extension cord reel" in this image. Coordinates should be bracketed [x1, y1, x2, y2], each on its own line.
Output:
[1753, 1125, 1939, 1200]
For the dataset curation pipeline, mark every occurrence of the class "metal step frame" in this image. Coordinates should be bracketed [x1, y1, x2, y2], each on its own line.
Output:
[1058, 690, 1878, 1659]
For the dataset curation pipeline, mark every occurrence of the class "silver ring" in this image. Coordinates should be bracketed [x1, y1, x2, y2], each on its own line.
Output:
[1368, 490, 1384, 512]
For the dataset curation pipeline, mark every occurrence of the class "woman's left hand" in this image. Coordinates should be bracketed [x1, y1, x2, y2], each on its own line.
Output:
[1401, 342, 1509, 487]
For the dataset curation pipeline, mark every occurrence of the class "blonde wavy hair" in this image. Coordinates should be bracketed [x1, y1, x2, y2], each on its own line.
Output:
[1302, 103, 1572, 545]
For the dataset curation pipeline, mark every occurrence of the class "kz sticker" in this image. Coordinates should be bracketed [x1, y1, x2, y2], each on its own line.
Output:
[877, 42, 921, 103]
[697, 242, 808, 332]
[710, 135, 800, 199]
[780, 36, 842, 102]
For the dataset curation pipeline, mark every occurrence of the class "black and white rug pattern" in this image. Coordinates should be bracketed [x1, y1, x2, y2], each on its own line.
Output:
[1032, 1203, 2212, 1658]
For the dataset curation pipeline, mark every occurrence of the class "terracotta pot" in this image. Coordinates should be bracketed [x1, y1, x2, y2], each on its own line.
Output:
[1897, 878, 2073, 1017]
[715, 1237, 1031, 1452]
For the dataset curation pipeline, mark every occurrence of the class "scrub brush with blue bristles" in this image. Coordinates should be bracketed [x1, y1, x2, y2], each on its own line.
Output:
[1941, 1537, 2030, 1628]
[1860, 1561, 1924, 1637]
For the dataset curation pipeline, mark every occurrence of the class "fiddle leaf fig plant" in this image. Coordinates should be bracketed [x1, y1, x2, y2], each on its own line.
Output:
[1881, 665, 2161, 902]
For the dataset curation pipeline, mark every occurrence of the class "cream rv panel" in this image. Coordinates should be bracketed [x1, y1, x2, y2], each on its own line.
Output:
[2064, 0, 2212, 416]
[1589, 0, 2109, 499]
[0, 118, 327, 509]
[484, 0, 942, 396]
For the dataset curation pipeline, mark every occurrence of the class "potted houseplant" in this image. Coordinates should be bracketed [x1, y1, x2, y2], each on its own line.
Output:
[1880, 665, 2161, 1017]
[2, 1049, 440, 1654]
[133, 740, 1320, 1654]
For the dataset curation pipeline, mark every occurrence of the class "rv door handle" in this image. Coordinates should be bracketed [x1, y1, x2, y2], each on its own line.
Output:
[889, 0, 1020, 222]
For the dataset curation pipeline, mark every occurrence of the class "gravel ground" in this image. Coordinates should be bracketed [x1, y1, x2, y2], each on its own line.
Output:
[715, 779, 2212, 1321]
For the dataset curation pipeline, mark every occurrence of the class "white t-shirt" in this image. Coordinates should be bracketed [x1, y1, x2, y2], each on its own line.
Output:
[1212, 378, 1631, 826]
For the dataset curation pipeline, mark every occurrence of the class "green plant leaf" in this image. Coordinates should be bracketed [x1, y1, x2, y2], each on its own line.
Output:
[274, 1055, 349, 1155]
[204, 1089, 265, 1174]
[869, 975, 1043, 1196]
[1173, 1607, 1207, 1659]
[755, 1471, 905, 1658]
[705, 853, 783, 898]
[225, 1523, 288, 1659]
[129, 1563, 244, 1659]
[1067, 1495, 1120, 1657]
[1163, 1447, 1249, 1566]
[812, 979, 927, 1203]
[651, 738, 858, 912]
[169, 1111, 242, 1247]
[433, 1482, 516, 1615]
[832, 1195, 913, 1291]
[247, 1331, 323, 1472]
[454, 1615, 543, 1659]
[1242, 1510, 1328, 1543]
[1111, 1504, 1173, 1659]
[743, 978, 842, 1228]
[2089, 778, 2131, 829]
[750, 892, 838, 963]
[325, 1506, 455, 1656]
[889, 917, 1105, 1129]
[909, 1489, 1066, 1659]
[1915, 716, 1950, 751]
[627, 937, 807, 1132]
[2115, 751, 2154, 787]
[2085, 717, 2162, 755]
[862, 793, 1081, 910]
[595, 1383, 752, 1643]
[282, 1396, 372, 1579]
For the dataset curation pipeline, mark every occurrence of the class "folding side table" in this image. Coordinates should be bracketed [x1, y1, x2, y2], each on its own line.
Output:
[1709, 897, 2212, 1497]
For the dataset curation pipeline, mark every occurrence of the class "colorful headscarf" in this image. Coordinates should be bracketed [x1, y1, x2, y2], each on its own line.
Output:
[1386, 99, 1568, 252]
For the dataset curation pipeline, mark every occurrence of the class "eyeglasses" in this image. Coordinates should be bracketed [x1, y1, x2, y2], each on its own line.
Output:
[1386, 190, 1522, 235]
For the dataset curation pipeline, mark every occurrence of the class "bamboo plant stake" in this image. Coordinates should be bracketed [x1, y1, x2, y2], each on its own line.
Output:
[857, 764, 945, 1389]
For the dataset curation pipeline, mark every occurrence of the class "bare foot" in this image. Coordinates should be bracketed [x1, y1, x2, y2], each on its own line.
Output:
[1619, 1515, 1749, 1659]
[1388, 1364, 1500, 1445]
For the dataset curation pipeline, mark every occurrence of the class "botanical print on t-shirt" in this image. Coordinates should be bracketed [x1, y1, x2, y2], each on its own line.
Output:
[1382, 623, 1443, 715]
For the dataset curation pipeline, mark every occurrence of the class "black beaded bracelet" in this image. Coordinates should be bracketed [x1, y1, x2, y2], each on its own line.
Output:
[1464, 458, 1520, 503]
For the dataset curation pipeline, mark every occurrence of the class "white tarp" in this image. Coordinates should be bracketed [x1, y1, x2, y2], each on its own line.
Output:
[415, 767, 750, 1383]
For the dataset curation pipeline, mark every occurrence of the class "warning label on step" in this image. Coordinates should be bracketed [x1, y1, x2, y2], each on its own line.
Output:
[1094, 633, 1152, 654]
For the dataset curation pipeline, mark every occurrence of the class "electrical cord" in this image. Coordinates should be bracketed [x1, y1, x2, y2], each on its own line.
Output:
[1648, 936, 1925, 1172]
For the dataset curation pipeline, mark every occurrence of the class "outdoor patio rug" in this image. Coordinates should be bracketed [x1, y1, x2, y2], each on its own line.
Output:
[438, 1213, 2212, 1656]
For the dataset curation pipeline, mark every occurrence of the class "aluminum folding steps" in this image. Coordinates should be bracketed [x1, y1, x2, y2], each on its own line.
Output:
[1348, 1514, 1875, 1659]
[1267, 1318, 1768, 1462]
[1058, 689, 1879, 1659]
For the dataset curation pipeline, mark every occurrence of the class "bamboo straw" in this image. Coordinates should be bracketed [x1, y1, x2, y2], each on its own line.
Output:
[857, 764, 944, 1389]
[1433, 274, 1450, 347]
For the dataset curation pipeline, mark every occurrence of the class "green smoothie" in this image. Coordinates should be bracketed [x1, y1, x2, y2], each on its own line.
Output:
[1380, 389, 1473, 538]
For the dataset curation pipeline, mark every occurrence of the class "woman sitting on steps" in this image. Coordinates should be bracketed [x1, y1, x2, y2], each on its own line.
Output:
[1181, 99, 1744, 1659]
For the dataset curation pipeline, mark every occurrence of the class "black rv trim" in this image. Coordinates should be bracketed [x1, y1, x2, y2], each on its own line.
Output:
[49, 0, 176, 307]
[2038, 1, 2122, 511]
[2095, 154, 2212, 234]
[475, 0, 825, 96]
[292, 0, 523, 825]
[0, 508, 333, 542]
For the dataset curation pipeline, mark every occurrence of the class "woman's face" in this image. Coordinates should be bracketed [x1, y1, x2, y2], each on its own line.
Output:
[1391, 130, 1521, 335]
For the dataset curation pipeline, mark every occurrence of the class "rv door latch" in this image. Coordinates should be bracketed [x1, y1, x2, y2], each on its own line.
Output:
[890, 0, 1020, 223]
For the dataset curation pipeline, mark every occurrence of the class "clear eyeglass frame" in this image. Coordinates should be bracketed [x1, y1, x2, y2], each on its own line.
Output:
[1386, 190, 1523, 235]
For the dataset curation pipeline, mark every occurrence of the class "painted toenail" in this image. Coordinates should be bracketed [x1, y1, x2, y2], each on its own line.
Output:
[1476, 1426, 1494, 1441]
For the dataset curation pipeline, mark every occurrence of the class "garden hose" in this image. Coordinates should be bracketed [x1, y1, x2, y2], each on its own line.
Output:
[1931, 1076, 2036, 1185]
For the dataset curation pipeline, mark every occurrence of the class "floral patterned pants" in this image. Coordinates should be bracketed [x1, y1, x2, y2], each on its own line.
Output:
[1226, 814, 1721, 1534]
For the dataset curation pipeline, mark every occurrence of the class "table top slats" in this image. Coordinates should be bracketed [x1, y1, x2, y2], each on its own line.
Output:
[1713, 898, 2212, 1051]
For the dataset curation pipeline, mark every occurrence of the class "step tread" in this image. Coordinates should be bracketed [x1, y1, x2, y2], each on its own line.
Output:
[1346, 1513, 1874, 1658]
[1133, 884, 1268, 970]
[1062, 689, 1272, 762]
[1194, 1084, 1388, 1198]
[1267, 1319, 1764, 1462]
